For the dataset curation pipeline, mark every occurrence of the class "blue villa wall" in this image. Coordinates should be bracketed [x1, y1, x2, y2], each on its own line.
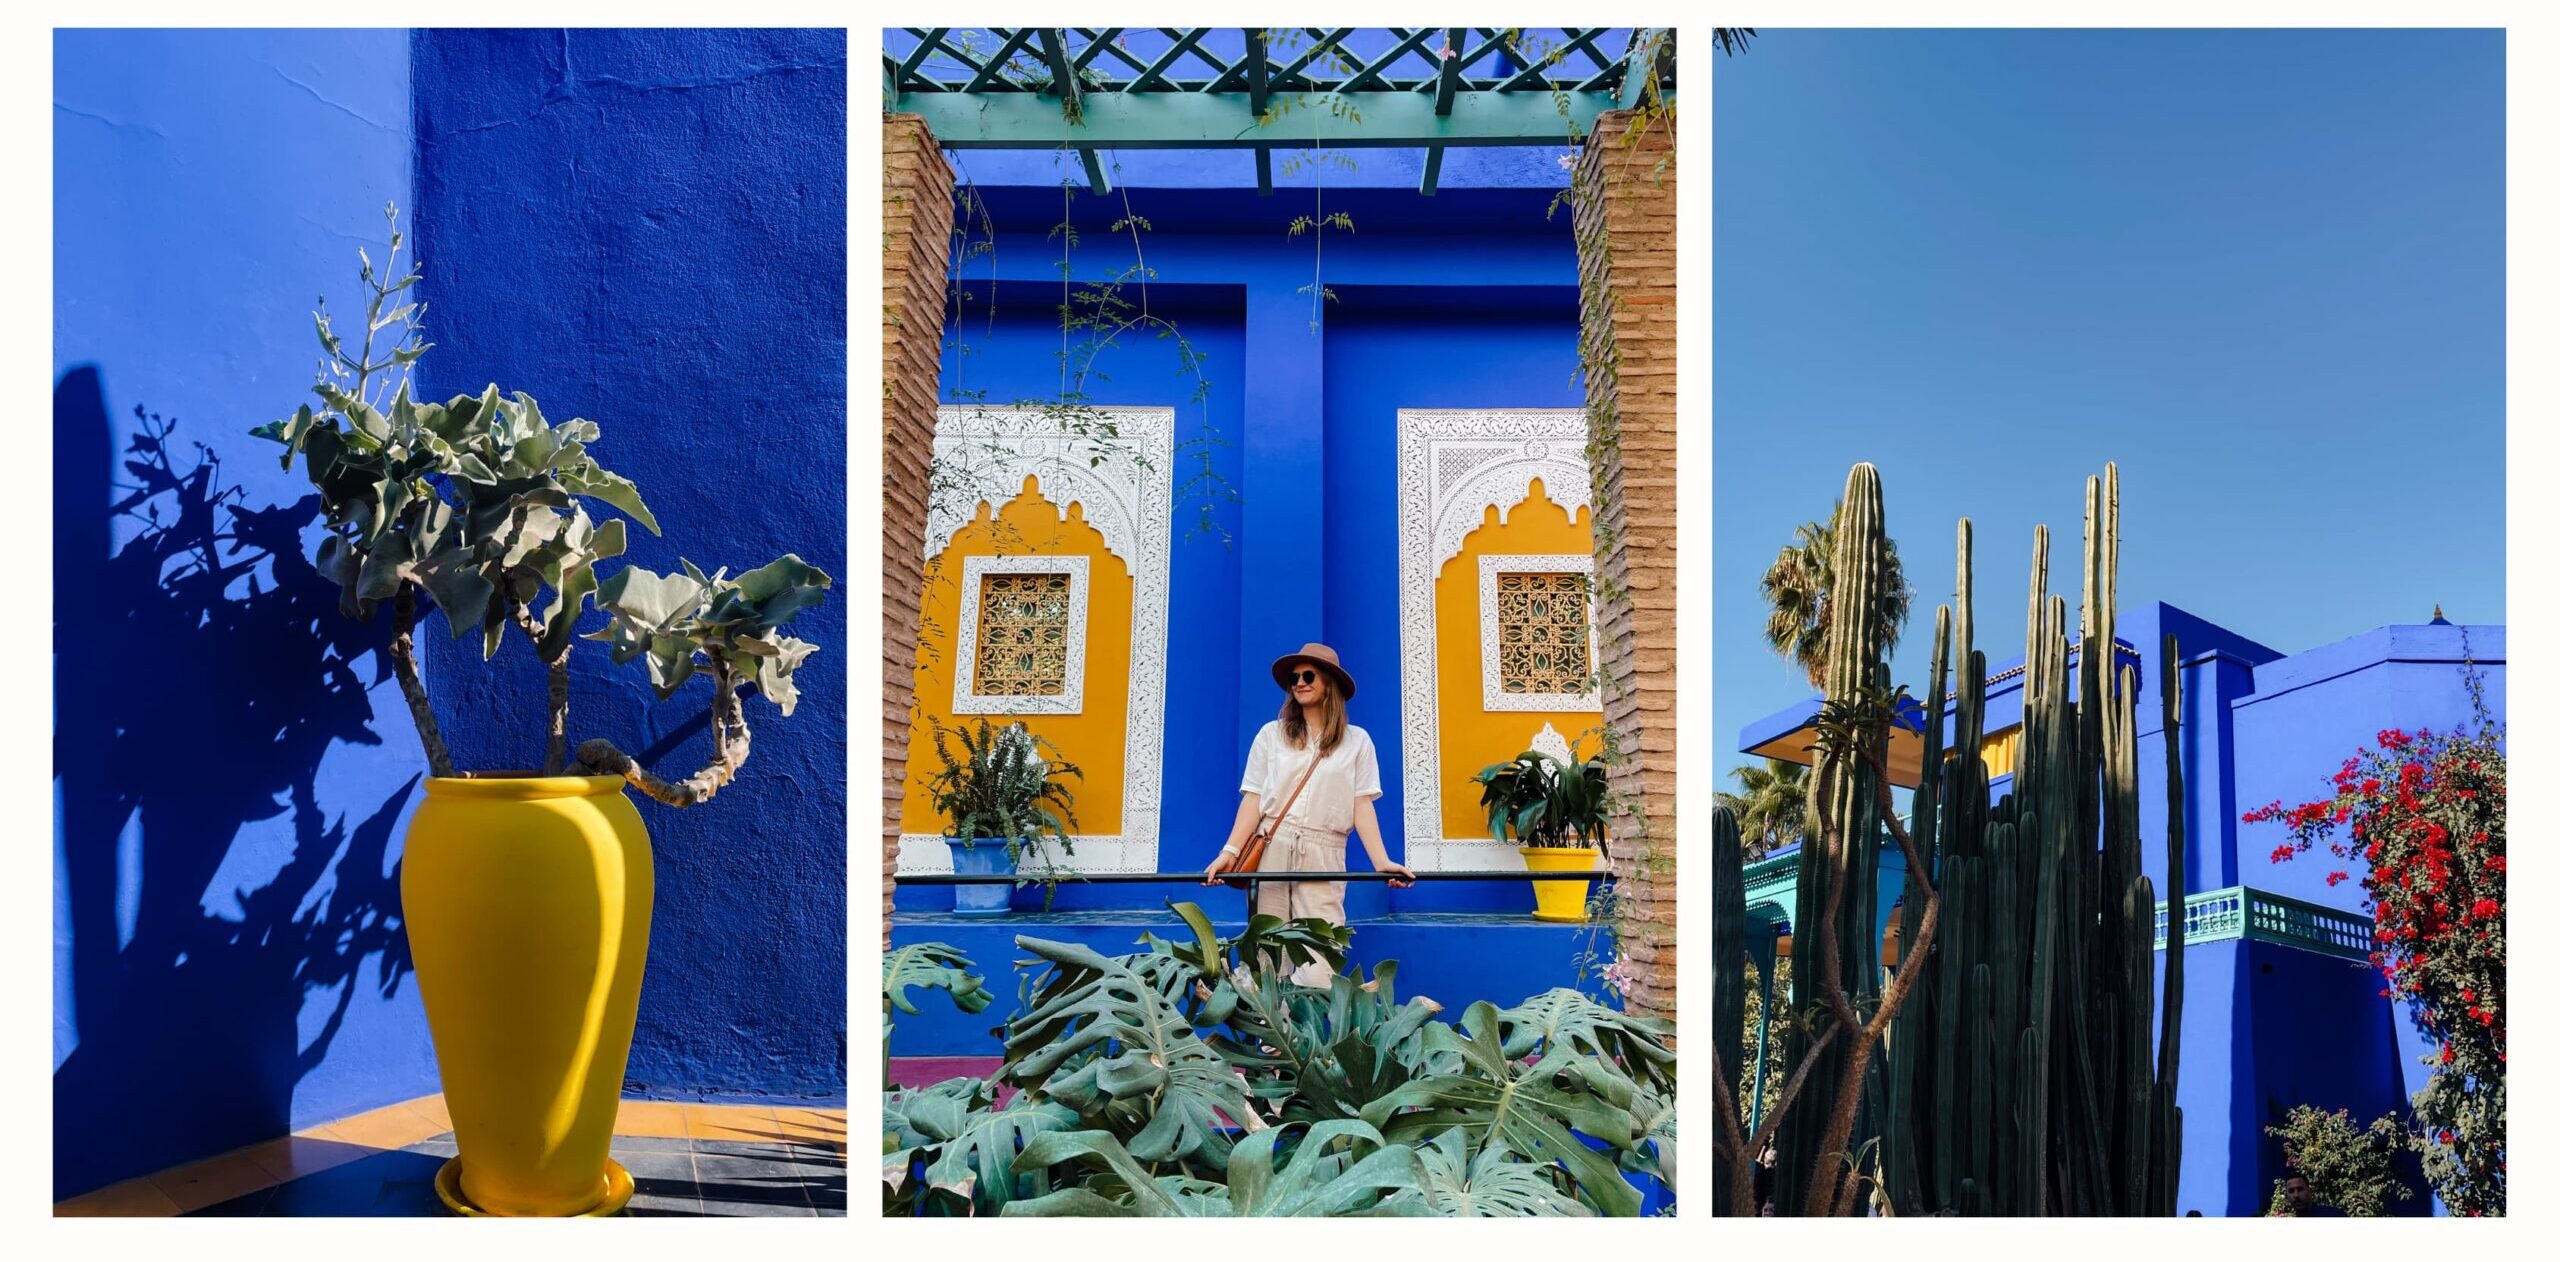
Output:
[889, 71, 1597, 1057]
[410, 29, 849, 1102]
[906, 176, 1583, 921]
[53, 29, 433, 1199]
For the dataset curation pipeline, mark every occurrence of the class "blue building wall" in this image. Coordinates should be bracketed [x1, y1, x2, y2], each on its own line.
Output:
[410, 29, 848, 1102]
[908, 176, 1583, 919]
[53, 28, 433, 1199]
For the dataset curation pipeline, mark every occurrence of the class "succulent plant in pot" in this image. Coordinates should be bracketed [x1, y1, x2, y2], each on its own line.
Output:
[254, 205, 832, 1217]
[921, 717, 1082, 917]
[1473, 744, 1612, 923]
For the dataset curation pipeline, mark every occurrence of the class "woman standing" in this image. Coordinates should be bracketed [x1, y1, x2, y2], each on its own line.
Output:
[1203, 643, 1415, 984]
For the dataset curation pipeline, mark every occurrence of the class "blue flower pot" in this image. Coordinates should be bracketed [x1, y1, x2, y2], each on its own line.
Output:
[946, 839, 1015, 918]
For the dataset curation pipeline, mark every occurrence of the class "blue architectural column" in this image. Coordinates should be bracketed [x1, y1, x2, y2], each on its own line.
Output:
[1236, 273, 1329, 757]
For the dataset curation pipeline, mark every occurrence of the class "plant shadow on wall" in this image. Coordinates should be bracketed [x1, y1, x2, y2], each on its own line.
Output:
[53, 367, 415, 1197]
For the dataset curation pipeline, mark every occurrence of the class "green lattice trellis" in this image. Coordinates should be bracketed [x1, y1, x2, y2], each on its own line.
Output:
[883, 27, 1678, 194]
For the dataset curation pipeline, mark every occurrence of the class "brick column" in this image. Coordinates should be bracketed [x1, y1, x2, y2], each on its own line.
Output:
[881, 115, 954, 949]
[1572, 110, 1677, 1023]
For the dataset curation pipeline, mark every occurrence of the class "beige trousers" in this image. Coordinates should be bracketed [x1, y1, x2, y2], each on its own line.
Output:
[1249, 820, 1347, 986]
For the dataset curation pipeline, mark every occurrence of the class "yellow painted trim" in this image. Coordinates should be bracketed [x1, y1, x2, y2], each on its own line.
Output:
[905, 476, 1134, 838]
[1432, 479, 1602, 838]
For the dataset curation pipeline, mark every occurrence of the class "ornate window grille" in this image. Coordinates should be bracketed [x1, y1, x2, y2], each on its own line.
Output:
[974, 572, 1073, 696]
[1495, 572, 1592, 695]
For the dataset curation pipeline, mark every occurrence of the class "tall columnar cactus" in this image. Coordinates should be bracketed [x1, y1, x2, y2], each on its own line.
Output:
[1866, 463, 2185, 1216]
[1710, 805, 1746, 1215]
[1735, 463, 2185, 1216]
[1770, 463, 1894, 1215]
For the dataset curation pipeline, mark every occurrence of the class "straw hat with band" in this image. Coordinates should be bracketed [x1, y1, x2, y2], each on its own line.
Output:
[1271, 642, 1356, 700]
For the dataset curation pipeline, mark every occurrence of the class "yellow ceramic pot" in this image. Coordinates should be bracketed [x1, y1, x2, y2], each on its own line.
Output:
[1521, 845, 1602, 923]
[403, 775, 654, 1217]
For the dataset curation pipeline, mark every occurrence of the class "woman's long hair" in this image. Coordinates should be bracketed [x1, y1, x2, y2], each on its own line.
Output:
[1279, 681, 1348, 755]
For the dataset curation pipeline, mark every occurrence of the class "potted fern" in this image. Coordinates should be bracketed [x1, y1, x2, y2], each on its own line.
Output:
[254, 205, 831, 1217]
[922, 718, 1081, 917]
[1473, 744, 1612, 923]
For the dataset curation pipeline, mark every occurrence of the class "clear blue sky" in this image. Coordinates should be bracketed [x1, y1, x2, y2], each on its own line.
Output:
[1713, 28, 2505, 797]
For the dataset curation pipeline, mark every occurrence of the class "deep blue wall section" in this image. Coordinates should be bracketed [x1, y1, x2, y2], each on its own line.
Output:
[410, 28, 848, 1101]
[2231, 624, 2505, 904]
[913, 187, 1580, 916]
[2245, 942, 2433, 1215]
[1324, 287, 1585, 918]
[53, 28, 430, 1199]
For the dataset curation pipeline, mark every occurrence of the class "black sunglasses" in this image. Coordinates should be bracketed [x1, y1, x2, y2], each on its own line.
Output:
[1290, 669, 1322, 686]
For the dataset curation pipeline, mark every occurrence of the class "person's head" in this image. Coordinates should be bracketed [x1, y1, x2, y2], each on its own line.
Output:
[1273, 644, 1354, 753]
[1758, 1201, 1776, 1218]
[2186, 1210, 2203, 1218]
[2282, 1175, 2314, 1215]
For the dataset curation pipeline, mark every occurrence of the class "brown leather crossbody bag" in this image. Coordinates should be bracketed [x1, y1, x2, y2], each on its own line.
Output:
[1221, 743, 1329, 887]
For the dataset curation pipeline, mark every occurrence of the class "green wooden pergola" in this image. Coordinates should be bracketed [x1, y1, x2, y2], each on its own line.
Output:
[882, 27, 1679, 194]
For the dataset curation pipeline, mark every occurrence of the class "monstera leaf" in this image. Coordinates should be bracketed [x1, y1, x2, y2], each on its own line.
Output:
[1002, 938, 1261, 1174]
[1407, 1129, 1595, 1217]
[913, 1093, 1083, 1216]
[885, 943, 994, 1030]
[884, 1076, 994, 1152]
[1273, 963, 1446, 1123]
[1622, 1080, 1676, 1194]
[999, 1130, 1231, 1217]
[1358, 1000, 1644, 1217]
[1496, 988, 1678, 1094]
[1004, 1121, 1430, 1218]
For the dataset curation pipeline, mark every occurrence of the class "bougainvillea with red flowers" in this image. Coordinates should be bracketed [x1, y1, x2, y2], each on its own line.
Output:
[2248, 680, 2504, 1216]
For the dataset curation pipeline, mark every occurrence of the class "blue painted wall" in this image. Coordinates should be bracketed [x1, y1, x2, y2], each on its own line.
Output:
[53, 28, 432, 1199]
[410, 29, 848, 1102]
[908, 175, 1583, 918]
[2154, 940, 2427, 1216]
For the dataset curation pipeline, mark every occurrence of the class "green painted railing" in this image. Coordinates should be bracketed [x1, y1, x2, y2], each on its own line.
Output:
[2153, 885, 2375, 962]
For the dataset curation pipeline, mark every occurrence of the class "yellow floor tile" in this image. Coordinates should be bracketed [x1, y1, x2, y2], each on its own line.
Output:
[147, 1151, 278, 1213]
[682, 1103, 779, 1143]
[313, 1098, 444, 1151]
[56, 1176, 184, 1217]
[769, 1107, 847, 1147]
[613, 1099, 693, 1139]
[401, 1094, 454, 1136]
[240, 1134, 381, 1184]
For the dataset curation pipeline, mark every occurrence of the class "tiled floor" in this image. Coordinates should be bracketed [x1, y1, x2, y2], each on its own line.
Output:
[56, 1096, 846, 1218]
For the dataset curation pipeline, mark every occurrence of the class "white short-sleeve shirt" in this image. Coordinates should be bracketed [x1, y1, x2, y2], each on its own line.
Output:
[1239, 720, 1383, 835]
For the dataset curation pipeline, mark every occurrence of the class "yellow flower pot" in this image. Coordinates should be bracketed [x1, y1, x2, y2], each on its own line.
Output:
[403, 775, 654, 1217]
[1521, 845, 1602, 923]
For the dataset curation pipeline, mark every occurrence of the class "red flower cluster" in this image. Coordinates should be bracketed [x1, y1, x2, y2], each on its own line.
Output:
[2253, 714, 2505, 1214]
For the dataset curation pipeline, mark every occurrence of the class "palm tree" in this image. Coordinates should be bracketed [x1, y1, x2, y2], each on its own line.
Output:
[1715, 758, 1810, 862]
[1758, 498, 1913, 693]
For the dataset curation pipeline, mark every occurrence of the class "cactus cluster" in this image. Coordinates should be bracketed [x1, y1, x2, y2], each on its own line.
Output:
[1735, 463, 2185, 1216]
